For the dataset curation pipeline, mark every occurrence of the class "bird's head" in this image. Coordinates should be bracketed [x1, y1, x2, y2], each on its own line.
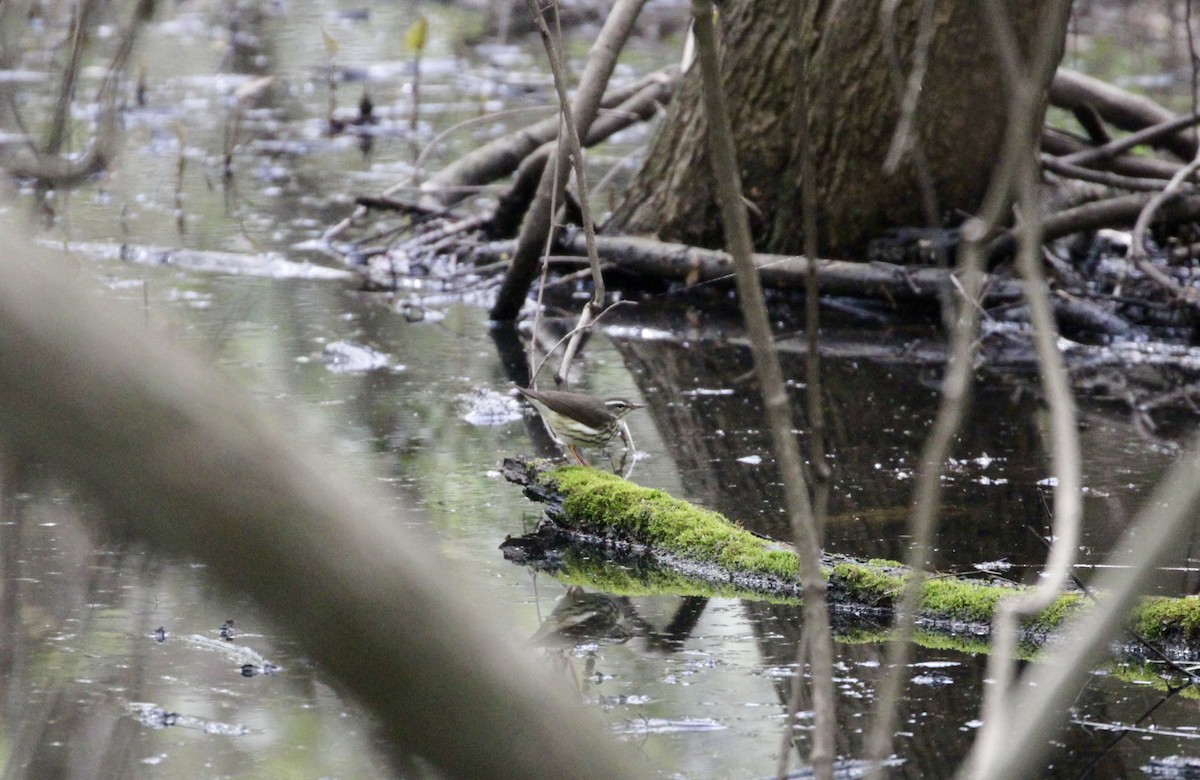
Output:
[603, 398, 644, 420]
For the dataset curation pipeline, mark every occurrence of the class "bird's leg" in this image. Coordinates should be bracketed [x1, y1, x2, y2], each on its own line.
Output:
[618, 421, 635, 454]
[568, 444, 591, 467]
[616, 422, 636, 478]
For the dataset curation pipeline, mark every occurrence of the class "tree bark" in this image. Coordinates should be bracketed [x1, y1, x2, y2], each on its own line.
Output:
[608, 0, 1067, 258]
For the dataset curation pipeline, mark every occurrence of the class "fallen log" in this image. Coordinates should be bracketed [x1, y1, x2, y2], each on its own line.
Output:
[468, 234, 1136, 336]
[470, 233, 1025, 303]
[501, 457, 1200, 663]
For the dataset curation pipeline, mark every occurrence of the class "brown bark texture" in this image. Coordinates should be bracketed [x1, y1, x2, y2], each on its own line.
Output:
[607, 0, 1065, 258]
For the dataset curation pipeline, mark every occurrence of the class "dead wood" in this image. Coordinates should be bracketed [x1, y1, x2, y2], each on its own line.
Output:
[488, 71, 676, 238]
[1040, 154, 1175, 192]
[468, 233, 1145, 336]
[1049, 68, 1198, 161]
[499, 456, 1200, 663]
[1059, 112, 1200, 169]
[988, 192, 1200, 264]
[472, 232, 1024, 302]
[416, 67, 675, 211]
[340, 59, 1200, 342]
[1042, 128, 1181, 179]
[1045, 292, 1131, 337]
[490, 0, 651, 322]
[1128, 159, 1200, 306]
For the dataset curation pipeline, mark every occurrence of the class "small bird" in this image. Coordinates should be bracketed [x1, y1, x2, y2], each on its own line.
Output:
[516, 386, 643, 467]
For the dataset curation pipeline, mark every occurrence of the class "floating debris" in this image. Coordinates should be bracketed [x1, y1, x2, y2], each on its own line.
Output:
[321, 340, 397, 373]
[53, 241, 355, 280]
[1143, 755, 1200, 778]
[756, 757, 906, 779]
[462, 389, 522, 426]
[129, 703, 252, 736]
[181, 633, 282, 674]
[614, 717, 726, 735]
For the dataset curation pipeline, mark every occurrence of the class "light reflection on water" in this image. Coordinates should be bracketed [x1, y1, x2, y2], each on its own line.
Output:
[3, 1, 1198, 778]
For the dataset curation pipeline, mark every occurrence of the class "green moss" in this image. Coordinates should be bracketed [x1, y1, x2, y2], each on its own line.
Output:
[920, 578, 1008, 623]
[551, 553, 801, 603]
[521, 464, 1200, 660]
[1131, 595, 1200, 641]
[912, 629, 997, 657]
[547, 466, 802, 581]
[829, 562, 903, 603]
[1025, 592, 1086, 633]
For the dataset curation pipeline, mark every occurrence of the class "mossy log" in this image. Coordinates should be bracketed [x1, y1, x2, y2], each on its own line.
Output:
[501, 457, 1200, 663]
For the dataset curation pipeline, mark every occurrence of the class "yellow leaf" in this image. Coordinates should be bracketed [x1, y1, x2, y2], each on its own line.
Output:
[321, 27, 339, 58]
[405, 16, 428, 54]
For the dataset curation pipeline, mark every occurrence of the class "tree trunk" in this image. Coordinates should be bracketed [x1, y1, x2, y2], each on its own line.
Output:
[608, 0, 1069, 258]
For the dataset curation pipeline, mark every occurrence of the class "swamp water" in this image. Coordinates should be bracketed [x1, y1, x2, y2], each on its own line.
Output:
[2, 2, 1199, 778]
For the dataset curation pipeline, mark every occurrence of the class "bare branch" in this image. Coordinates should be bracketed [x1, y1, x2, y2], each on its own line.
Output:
[1050, 68, 1198, 161]
[491, 0, 649, 322]
[687, 3, 835, 778]
[0, 214, 650, 780]
[966, 2, 1081, 774]
[1059, 111, 1200, 168]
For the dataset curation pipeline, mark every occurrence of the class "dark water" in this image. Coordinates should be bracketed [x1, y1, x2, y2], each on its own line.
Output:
[3, 2, 1200, 778]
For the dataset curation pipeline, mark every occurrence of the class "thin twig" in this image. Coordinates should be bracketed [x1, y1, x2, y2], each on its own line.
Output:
[528, 114, 564, 386]
[880, 0, 937, 177]
[529, 300, 634, 387]
[491, 0, 649, 322]
[1040, 153, 1188, 192]
[974, 33, 1082, 780]
[689, 4, 834, 779]
[963, 2, 1080, 775]
[879, 0, 951, 328]
[1128, 155, 1200, 305]
[775, 5, 831, 775]
[6, 0, 152, 186]
[520, 0, 606, 385]
[864, 3, 1072, 775]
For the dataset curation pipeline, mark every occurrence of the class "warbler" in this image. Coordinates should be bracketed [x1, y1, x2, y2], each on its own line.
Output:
[516, 386, 643, 466]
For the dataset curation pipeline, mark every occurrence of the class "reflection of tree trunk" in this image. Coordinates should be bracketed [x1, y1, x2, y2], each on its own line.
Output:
[609, 329, 1056, 572]
[609, 0, 1068, 257]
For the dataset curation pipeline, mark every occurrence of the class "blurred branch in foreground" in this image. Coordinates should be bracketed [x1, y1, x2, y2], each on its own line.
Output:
[0, 210, 648, 780]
